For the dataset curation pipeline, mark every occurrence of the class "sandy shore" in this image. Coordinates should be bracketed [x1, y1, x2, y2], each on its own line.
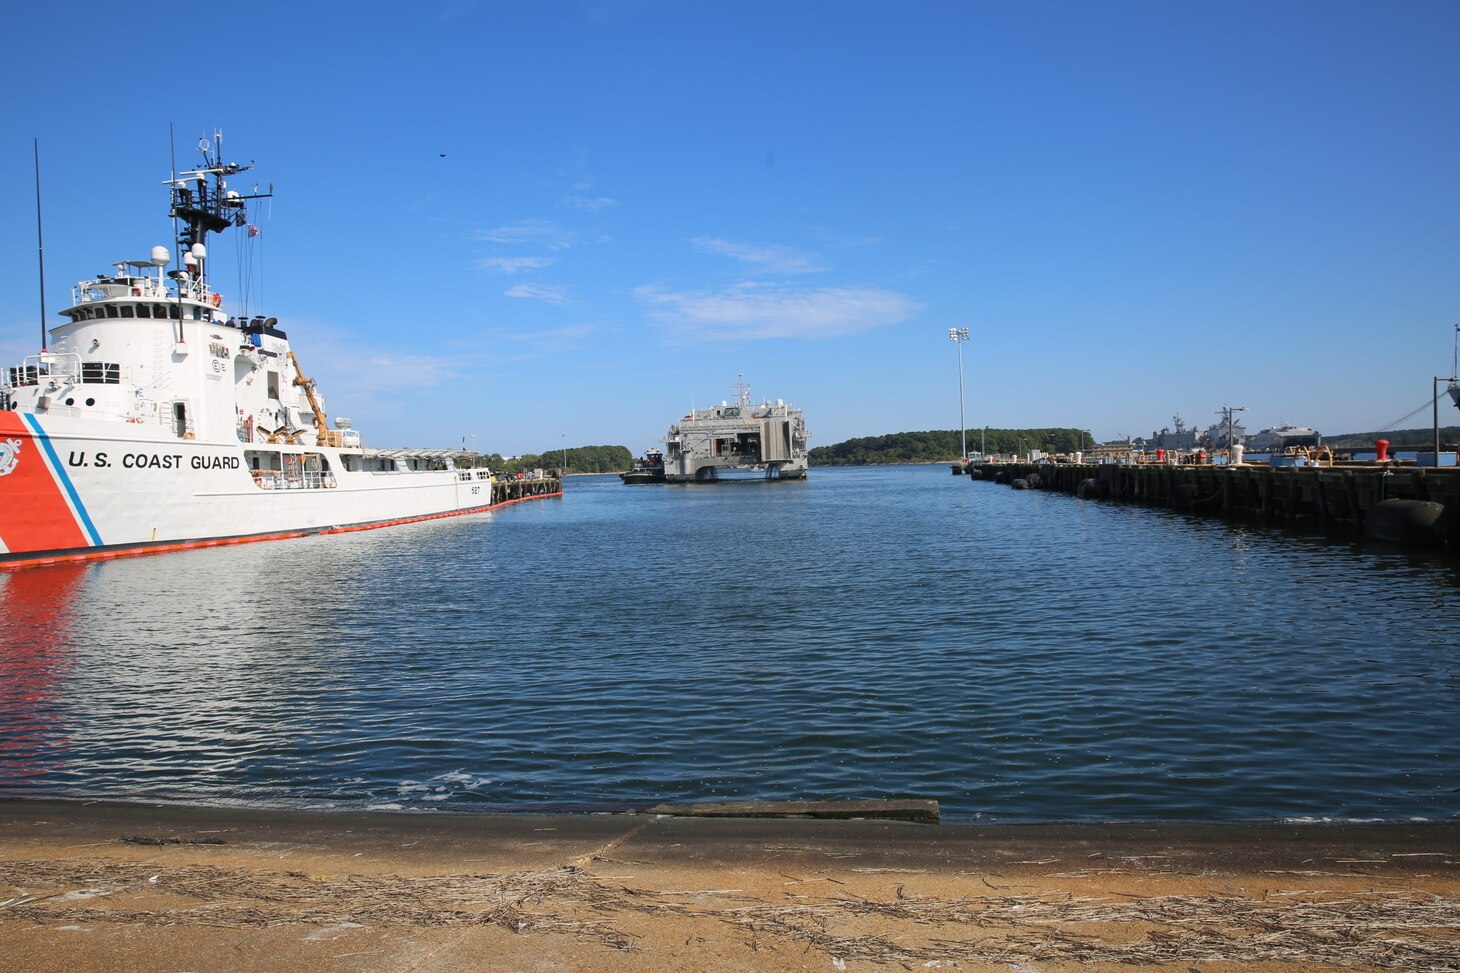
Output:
[1, 799, 1457, 972]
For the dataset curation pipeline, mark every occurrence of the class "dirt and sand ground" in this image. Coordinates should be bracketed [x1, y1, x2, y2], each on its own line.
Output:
[1, 799, 1457, 972]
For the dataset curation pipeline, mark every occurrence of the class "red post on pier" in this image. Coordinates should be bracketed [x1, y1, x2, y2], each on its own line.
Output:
[1374, 439, 1390, 462]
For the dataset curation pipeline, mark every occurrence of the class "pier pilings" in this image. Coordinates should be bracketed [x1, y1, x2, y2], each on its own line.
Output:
[970, 462, 1460, 547]
[492, 476, 562, 506]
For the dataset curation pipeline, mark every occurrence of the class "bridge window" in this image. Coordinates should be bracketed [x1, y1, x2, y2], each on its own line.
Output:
[81, 362, 121, 384]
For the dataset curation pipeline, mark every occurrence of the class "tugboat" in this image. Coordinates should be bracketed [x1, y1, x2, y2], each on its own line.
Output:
[660, 376, 809, 482]
[0, 134, 544, 570]
[619, 447, 666, 484]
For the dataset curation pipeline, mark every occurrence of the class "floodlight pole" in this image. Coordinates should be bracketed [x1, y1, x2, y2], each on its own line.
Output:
[1220, 404, 1247, 464]
[948, 327, 969, 460]
[1433, 376, 1457, 467]
[1437, 326, 1460, 468]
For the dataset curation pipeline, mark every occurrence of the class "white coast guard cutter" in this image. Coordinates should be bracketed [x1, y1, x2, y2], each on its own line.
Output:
[1, 136, 542, 569]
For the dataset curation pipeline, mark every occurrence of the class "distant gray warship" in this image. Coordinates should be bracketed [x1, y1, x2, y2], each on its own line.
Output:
[662, 376, 809, 482]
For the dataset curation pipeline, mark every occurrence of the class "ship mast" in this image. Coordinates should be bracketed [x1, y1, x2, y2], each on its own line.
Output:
[167, 133, 271, 286]
[732, 374, 751, 409]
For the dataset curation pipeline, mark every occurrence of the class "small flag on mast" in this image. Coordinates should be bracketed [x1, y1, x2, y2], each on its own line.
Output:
[247, 224, 260, 237]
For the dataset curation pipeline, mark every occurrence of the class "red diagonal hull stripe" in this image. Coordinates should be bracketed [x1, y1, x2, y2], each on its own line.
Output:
[0, 412, 89, 554]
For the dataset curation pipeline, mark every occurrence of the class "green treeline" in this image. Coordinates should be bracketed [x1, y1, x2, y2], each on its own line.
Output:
[808, 428, 1092, 466]
[1324, 426, 1460, 449]
[481, 444, 633, 475]
[462, 423, 1460, 475]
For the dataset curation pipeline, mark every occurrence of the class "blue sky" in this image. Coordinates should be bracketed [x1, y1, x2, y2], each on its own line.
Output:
[3, 0, 1457, 453]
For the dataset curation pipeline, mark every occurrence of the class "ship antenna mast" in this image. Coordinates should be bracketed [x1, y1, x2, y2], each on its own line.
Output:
[169, 125, 181, 274]
[169, 124, 185, 335]
[33, 138, 47, 351]
[732, 373, 750, 409]
[167, 131, 271, 288]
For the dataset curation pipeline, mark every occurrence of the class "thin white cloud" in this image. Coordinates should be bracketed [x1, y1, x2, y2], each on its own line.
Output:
[500, 323, 599, 342]
[474, 219, 575, 251]
[478, 256, 556, 274]
[505, 283, 569, 304]
[300, 324, 468, 393]
[563, 195, 617, 212]
[635, 282, 921, 342]
[692, 237, 825, 274]
[358, 352, 465, 388]
[482, 321, 603, 363]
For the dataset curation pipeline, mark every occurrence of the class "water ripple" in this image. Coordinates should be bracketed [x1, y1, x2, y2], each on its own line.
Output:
[1, 466, 1458, 820]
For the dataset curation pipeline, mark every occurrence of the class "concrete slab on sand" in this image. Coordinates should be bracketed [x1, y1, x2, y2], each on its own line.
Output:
[1, 799, 1457, 972]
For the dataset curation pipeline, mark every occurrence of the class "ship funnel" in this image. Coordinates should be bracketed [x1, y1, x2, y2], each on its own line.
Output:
[150, 246, 170, 266]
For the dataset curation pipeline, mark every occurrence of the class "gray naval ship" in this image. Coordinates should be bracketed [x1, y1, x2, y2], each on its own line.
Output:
[661, 376, 809, 482]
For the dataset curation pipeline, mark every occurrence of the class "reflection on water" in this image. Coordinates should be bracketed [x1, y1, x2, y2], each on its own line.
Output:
[0, 564, 87, 781]
[1, 472, 1458, 821]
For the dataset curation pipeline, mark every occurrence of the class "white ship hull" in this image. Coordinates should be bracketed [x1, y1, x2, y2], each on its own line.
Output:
[2, 135, 563, 570]
[0, 412, 541, 568]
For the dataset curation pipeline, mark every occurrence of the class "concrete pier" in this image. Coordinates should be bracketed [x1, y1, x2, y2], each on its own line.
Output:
[972, 461, 1460, 546]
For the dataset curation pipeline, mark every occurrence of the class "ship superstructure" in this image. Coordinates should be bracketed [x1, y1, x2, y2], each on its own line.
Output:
[1247, 424, 1321, 452]
[0, 135, 523, 569]
[661, 376, 808, 482]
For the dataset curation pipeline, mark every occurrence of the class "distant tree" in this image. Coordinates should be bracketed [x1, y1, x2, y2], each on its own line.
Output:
[1323, 426, 1460, 449]
[488, 445, 633, 475]
[808, 428, 1092, 466]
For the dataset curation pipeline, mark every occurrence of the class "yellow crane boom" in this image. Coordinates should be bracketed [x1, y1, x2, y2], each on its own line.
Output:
[286, 350, 344, 448]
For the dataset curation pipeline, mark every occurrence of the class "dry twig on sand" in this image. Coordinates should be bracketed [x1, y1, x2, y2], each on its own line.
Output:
[2, 859, 1457, 970]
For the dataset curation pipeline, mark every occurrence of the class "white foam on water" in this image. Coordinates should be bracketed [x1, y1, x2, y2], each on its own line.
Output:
[431, 769, 491, 789]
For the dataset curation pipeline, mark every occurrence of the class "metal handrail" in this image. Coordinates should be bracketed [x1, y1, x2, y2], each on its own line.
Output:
[249, 469, 338, 490]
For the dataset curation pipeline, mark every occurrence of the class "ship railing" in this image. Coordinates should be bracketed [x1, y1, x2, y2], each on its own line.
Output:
[69, 275, 221, 308]
[6, 357, 148, 391]
[73, 275, 170, 305]
[5, 352, 83, 388]
[248, 470, 338, 491]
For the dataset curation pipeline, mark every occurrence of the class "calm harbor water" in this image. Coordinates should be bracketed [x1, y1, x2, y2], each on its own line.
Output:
[2, 465, 1457, 822]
